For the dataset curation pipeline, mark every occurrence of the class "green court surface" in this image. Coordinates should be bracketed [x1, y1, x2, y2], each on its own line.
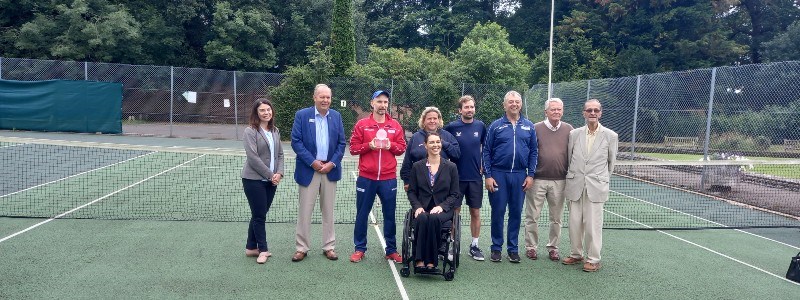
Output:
[1, 133, 799, 298]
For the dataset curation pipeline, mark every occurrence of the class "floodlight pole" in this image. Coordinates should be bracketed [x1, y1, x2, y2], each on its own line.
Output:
[547, 0, 555, 101]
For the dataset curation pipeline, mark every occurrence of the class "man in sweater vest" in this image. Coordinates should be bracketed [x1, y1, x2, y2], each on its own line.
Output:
[523, 98, 573, 261]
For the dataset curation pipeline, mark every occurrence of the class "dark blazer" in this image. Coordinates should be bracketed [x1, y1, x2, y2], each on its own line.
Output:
[407, 159, 460, 213]
[400, 128, 460, 185]
[291, 106, 347, 186]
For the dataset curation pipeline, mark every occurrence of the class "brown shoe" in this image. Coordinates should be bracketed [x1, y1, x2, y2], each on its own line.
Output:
[525, 249, 538, 260]
[245, 248, 260, 257]
[583, 261, 601, 272]
[323, 249, 338, 261]
[291, 251, 307, 262]
[562, 256, 583, 265]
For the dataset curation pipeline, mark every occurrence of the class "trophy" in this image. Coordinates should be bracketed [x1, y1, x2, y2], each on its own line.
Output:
[374, 128, 389, 149]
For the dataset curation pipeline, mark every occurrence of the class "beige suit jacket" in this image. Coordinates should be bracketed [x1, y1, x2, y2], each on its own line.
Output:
[565, 124, 618, 203]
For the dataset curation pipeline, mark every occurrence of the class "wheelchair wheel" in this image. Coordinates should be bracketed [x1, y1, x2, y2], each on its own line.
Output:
[400, 267, 410, 277]
[453, 214, 461, 268]
[401, 209, 412, 268]
[444, 270, 455, 281]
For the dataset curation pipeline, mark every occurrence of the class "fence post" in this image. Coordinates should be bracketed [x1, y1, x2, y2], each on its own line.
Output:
[389, 78, 394, 115]
[233, 71, 239, 140]
[1, 57, 4, 79]
[84, 61, 88, 80]
[586, 79, 591, 100]
[170, 66, 174, 137]
[461, 82, 465, 96]
[631, 75, 641, 157]
[700, 67, 717, 190]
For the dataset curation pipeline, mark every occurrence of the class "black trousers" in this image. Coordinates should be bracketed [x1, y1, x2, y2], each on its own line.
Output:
[413, 210, 454, 266]
[242, 178, 277, 252]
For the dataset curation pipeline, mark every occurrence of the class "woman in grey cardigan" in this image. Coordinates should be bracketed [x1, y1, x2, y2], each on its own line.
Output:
[242, 98, 285, 264]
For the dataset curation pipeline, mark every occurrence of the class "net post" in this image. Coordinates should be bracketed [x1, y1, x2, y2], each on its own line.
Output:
[233, 70, 239, 140]
[84, 61, 88, 81]
[701, 67, 718, 189]
[631, 75, 641, 158]
[170, 66, 174, 137]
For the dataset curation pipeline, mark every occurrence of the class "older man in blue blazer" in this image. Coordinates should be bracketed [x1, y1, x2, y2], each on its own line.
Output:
[290, 84, 347, 262]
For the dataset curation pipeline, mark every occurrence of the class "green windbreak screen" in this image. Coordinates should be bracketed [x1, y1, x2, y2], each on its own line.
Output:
[0, 79, 122, 134]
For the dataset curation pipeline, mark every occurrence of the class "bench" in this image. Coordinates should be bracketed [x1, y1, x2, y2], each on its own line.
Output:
[664, 136, 700, 149]
[785, 139, 800, 151]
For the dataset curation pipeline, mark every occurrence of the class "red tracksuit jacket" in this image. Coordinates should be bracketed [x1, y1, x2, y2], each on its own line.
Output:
[349, 113, 406, 180]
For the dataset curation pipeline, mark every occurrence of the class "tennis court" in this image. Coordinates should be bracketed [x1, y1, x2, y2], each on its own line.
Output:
[1, 131, 798, 299]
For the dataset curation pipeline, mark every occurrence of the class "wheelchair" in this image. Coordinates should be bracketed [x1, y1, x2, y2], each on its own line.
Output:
[399, 208, 461, 281]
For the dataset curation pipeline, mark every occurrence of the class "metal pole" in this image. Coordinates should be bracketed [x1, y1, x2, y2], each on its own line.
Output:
[461, 82, 465, 96]
[700, 67, 717, 190]
[389, 78, 394, 115]
[233, 71, 239, 140]
[631, 75, 641, 157]
[170, 66, 174, 137]
[1, 57, 4, 79]
[586, 79, 591, 100]
[84, 61, 88, 80]
[547, 0, 555, 101]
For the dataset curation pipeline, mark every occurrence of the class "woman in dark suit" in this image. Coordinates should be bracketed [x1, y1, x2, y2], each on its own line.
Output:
[407, 132, 460, 270]
[241, 98, 284, 264]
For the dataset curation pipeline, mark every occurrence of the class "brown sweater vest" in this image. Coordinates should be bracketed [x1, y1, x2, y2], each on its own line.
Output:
[534, 121, 573, 180]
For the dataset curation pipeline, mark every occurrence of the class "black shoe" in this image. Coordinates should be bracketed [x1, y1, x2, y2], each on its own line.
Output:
[490, 250, 501, 262]
[508, 252, 521, 263]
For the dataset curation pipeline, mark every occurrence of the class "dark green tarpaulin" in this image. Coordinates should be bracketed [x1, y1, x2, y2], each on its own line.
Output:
[0, 79, 122, 134]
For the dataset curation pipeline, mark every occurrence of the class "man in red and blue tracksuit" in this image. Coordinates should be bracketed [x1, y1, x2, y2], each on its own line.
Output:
[483, 91, 538, 263]
[349, 90, 407, 263]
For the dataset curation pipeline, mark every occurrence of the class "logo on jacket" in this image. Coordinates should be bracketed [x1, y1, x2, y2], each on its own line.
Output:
[473, 132, 479, 137]
[521, 125, 531, 131]
[455, 131, 461, 137]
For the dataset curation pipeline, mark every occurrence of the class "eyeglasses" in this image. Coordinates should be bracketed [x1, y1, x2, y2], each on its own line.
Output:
[584, 108, 601, 113]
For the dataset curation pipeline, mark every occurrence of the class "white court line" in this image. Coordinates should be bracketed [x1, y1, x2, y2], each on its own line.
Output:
[352, 171, 409, 300]
[1, 151, 156, 198]
[0, 154, 206, 244]
[604, 209, 800, 286]
[611, 190, 800, 250]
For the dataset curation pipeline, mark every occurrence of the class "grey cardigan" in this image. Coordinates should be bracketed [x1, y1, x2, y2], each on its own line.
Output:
[241, 126, 285, 180]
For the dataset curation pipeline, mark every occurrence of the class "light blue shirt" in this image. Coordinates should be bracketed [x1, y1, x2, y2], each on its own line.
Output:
[314, 107, 329, 161]
[261, 128, 275, 173]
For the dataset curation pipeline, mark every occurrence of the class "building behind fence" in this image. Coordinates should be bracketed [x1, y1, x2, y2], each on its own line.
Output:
[1, 57, 799, 158]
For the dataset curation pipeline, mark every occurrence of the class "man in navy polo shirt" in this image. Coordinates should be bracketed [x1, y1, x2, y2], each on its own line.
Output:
[483, 91, 538, 263]
[444, 95, 487, 261]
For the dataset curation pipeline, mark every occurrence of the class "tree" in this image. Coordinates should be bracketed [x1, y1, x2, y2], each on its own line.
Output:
[453, 22, 530, 88]
[713, 0, 800, 64]
[762, 20, 800, 62]
[268, 42, 335, 135]
[203, 1, 276, 71]
[15, 0, 144, 63]
[331, 0, 356, 75]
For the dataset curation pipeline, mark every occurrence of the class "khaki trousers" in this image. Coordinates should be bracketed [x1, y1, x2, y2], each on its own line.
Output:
[524, 179, 566, 251]
[296, 172, 336, 252]
[567, 189, 604, 263]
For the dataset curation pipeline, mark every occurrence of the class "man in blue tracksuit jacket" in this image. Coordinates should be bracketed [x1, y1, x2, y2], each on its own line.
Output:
[482, 91, 538, 263]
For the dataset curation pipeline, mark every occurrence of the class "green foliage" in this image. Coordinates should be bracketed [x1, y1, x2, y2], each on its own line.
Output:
[268, 42, 335, 137]
[453, 22, 530, 89]
[15, 0, 144, 62]
[204, 1, 276, 71]
[762, 20, 800, 62]
[331, 0, 356, 75]
[710, 132, 769, 152]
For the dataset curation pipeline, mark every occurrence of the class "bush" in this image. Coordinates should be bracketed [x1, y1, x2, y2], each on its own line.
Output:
[710, 132, 769, 152]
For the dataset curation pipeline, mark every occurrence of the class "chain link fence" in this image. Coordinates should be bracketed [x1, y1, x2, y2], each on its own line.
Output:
[0, 57, 284, 139]
[525, 61, 800, 159]
[2, 57, 799, 158]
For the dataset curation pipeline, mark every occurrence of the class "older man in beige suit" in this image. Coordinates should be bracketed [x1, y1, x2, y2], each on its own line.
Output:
[562, 99, 618, 272]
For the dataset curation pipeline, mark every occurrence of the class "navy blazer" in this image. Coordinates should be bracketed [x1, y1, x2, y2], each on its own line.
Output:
[407, 159, 460, 213]
[291, 106, 347, 186]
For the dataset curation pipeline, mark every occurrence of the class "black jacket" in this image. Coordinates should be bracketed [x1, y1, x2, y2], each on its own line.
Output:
[407, 159, 460, 212]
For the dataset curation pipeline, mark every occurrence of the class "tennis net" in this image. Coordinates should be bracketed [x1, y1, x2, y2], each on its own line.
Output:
[1, 136, 798, 230]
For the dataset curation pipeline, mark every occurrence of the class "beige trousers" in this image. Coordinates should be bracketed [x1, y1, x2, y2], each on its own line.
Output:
[524, 179, 566, 251]
[567, 189, 604, 263]
[295, 172, 336, 252]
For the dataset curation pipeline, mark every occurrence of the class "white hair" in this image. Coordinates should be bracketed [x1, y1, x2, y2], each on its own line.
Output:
[545, 98, 563, 110]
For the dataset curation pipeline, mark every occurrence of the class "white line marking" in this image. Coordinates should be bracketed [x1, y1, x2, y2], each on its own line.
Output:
[1, 151, 156, 198]
[0, 154, 206, 244]
[604, 209, 800, 286]
[0, 143, 25, 149]
[611, 190, 800, 250]
[352, 172, 409, 300]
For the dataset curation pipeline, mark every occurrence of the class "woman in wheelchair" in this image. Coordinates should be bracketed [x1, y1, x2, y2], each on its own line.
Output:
[407, 132, 460, 271]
